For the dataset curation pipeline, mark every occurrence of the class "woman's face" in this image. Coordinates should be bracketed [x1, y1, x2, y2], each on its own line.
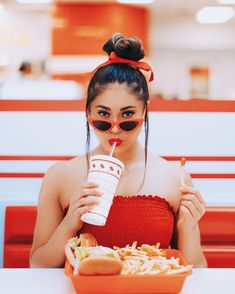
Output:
[88, 83, 145, 155]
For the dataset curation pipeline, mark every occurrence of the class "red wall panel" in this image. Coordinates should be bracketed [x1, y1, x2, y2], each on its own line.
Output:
[51, 3, 149, 55]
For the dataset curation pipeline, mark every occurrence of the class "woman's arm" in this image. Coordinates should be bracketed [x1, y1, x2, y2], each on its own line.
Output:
[30, 162, 102, 268]
[30, 215, 78, 268]
[30, 162, 77, 268]
[177, 222, 207, 268]
[174, 173, 208, 267]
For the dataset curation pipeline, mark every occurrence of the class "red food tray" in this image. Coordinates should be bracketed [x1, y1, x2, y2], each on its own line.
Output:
[64, 249, 192, 294]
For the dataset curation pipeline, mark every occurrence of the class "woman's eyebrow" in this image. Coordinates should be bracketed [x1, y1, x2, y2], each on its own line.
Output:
[95, 105, 111, 110]
[120, 106, 137, 111]
[95, 105, 137, 111]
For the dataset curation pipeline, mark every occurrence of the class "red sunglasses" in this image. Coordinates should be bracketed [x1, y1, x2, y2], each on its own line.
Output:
[87, 117, 144, 133]
[87, 108, 146, 133]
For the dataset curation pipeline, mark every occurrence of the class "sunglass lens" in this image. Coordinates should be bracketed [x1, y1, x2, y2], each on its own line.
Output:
[120, 121, 139, 131]
[92, 120, 111, 131]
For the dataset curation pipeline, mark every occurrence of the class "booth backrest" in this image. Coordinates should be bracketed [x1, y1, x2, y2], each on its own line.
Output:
[198, 206, 235, 268]
[199, 206, 235, 244]
[3, 205, 235, 268]
[3, 206, 37, 268]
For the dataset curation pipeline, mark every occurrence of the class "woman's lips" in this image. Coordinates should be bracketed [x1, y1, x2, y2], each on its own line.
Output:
[108, 138, 123, 146]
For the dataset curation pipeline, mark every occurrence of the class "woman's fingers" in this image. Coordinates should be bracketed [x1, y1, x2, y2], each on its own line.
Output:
[77, 205, 94, 215]
[69, 187, 102, 205]
[78, 196, 101, 207]
[181, 193, 206, 217]
[63, 182, 103, 231]
[66, 181, 103, 224]
[81, 188, 103, 197]
[180, 193, 206, 222]
[179, 205, 192, 218]
[181, 199, 200, 220]
[179, 185, 206, 206]
[81, 182, 99, 188]
[69, 196, 100, 212]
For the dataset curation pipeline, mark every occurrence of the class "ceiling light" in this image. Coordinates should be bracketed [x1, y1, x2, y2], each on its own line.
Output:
[196, 6, 234, 24]
[16, 0, 52, 4]
[0, 3, 5, 14]
[117, 0, 154, 4]
[217, 0, 235, 4]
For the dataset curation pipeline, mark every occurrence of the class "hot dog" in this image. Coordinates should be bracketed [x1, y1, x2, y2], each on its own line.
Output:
[65, 233, 123, 275]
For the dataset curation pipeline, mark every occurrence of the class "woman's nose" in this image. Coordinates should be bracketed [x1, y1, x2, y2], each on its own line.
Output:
[110, 124, 119, 133]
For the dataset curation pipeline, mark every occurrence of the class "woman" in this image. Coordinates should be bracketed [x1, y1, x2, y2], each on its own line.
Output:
[30, 33, 207, 268]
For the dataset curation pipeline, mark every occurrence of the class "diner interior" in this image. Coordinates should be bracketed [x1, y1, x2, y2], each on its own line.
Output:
[0, 0, 235, 293]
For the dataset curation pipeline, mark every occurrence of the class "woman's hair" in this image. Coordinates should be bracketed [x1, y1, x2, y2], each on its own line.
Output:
[85, 33, 150, 193]
[19, 61, 32, 73]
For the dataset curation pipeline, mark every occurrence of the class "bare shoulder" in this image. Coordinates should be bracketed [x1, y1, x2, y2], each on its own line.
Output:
[40, 155, 87, 200]
[147, 153, 183, 212]
[48, 155, 89, 209]
[149, 154, 193, 186]
[148, 152, 181, 176]
[46, 155, 88, 180]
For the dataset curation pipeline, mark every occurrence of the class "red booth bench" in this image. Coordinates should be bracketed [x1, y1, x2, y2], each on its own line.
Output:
[3, 205, 235, 268]
[3, 206, 37, 268]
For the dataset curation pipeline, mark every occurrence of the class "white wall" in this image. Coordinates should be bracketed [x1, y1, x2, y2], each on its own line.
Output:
[149, 14, 235, 99]
[149, 49, 235, 100]
[150, 15, 235, 50]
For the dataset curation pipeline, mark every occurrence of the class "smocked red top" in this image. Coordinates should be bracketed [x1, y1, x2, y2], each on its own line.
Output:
[64, 195, 175, 248]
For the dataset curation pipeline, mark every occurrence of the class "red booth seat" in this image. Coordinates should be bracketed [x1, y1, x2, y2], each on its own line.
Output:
[3, 206, 37, 268]
[199, 206, 235, 268]
[3, 205, 235, 268]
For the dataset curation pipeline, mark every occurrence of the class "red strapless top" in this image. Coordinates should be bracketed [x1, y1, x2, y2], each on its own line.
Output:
[64, 195, 175, 248]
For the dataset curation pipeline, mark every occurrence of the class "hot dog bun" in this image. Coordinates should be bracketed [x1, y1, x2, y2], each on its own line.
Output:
[65, 233, 123, 275]
[78, 255, 123, 276]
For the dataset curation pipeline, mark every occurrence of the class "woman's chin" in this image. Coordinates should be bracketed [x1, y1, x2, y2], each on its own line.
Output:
[105, 145, 123, 156]
[100, 142, 131, 157]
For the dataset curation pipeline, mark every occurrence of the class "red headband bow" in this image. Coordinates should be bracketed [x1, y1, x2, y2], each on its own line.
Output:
[91, 52, 154, 82]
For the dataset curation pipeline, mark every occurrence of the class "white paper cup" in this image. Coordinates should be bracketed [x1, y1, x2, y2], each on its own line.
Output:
[80, 155, 124, 226]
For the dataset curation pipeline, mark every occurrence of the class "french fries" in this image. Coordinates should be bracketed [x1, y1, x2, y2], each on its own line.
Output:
[180, 157, 187, 187]
[115, 242, 193, 275]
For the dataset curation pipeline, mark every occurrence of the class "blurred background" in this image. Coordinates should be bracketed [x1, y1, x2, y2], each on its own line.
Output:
[0, 0, 235, 100]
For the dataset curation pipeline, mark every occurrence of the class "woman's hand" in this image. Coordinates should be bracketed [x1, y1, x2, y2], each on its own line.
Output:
[177, 185, 206, 234]
[64, 182, 102, 232]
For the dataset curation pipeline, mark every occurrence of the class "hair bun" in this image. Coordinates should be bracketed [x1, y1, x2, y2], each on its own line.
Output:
[103, 33, 145, 61]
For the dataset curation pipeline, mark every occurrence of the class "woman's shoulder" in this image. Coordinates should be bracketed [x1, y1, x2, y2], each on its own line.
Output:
[151, 154, 192, 186]
[44, 155, 89, 205]
[147, 153, 183, 212]
[45, 154, 88, 181]
[148, 152, 181, 176]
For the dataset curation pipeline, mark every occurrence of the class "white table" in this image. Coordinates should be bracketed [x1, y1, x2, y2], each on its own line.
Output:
[0, 268, 234, 294]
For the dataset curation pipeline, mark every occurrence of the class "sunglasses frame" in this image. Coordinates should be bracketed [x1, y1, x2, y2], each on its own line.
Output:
[87, 117, 145, 133]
